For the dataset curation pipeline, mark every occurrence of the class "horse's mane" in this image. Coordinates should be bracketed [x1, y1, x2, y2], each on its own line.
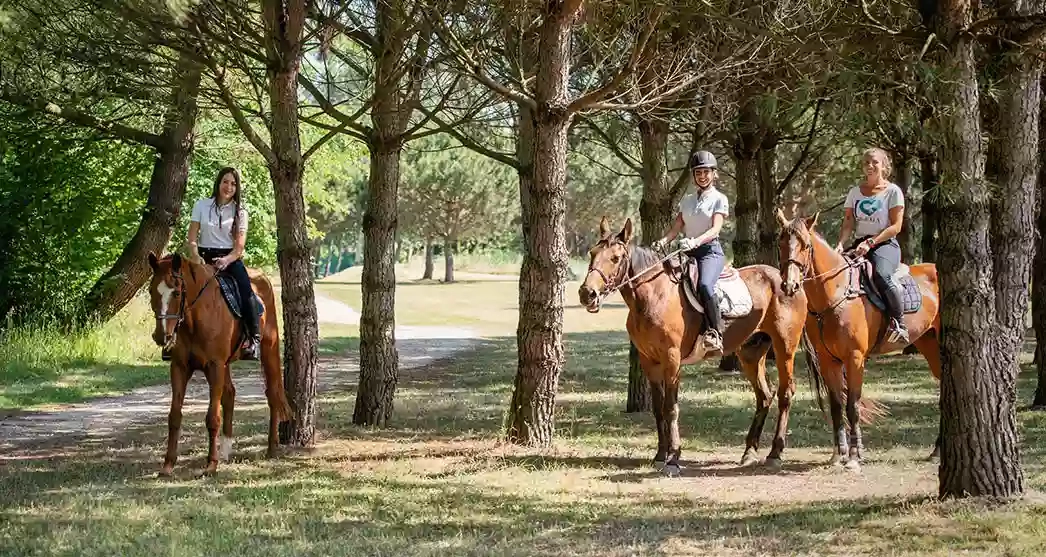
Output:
[629, 245, 666, 277]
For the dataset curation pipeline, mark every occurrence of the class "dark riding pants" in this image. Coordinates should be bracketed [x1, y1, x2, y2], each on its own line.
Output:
[687, 239, 726, 333]
[198, 247, 260, 339]
[854, 236, 904, 321]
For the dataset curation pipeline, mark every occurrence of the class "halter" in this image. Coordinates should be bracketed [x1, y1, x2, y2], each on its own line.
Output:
[788, 236, 865, 363]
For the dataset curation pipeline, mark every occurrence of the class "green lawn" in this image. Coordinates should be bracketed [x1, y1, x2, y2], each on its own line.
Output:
[5, 272, 1046, 555]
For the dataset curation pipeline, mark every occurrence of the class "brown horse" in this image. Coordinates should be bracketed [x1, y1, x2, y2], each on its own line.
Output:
[579, 217, 809, 475]
[775, 210, 941, 470]
[147, 252, 291, 477]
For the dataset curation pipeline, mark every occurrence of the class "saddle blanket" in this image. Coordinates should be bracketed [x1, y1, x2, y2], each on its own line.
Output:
[216, 273, 265, 320]
[853, 262, 922, 314]
[682, 264, 754, 319]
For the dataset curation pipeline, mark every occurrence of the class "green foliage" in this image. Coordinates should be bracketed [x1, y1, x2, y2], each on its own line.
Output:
[0, 128, 154, 323]
[566, 140, 642, 255]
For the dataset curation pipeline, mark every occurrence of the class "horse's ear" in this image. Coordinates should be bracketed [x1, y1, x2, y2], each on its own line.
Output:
[775, 207, 788, 227]
[599, 215, 611, 238]
[147, 251, 158, 271]
[171, 253, 182, 272]
[618, 218, 634, 244]
[804, 211, 820, 230]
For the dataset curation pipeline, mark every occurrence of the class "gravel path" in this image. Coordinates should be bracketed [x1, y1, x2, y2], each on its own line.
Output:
[0, 293, 481, 454]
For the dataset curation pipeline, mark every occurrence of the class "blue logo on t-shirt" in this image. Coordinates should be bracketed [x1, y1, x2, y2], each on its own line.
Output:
[858, 198, 881, 216]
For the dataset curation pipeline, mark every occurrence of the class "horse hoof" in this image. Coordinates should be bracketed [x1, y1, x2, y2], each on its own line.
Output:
[158, 466, 175, 478]
[219, 436, 234, 463]
[844, 459, 862, 472]
[195, 465, 218, 479]
[764, 457, 783, 471]
[653, 459, 666, 470]
[828, 454, 846, 467]
[740, 454, 759, 467]
[663, 463, 681, 478]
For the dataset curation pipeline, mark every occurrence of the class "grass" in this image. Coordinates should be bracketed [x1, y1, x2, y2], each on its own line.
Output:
[0, 300, 167, 411]
[6, 266, 1046, 555]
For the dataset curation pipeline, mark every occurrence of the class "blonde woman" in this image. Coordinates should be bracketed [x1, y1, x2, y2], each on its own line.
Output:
[836, 147, 908, 343]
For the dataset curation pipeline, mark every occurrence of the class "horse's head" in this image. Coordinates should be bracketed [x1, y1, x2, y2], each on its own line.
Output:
[776, 208, 819, 296]
[147, 251, 187, 350]
[578, 216, 633, 313]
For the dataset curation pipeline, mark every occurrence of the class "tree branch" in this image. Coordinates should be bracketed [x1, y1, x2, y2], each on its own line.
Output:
[577, 116, 641, 173]
[776, 98, 825, 197]
[414, 104, 518, 169]
[568, 7, 662, 112]
[0, 91, 164, 148]
[209, 70, 276, 164]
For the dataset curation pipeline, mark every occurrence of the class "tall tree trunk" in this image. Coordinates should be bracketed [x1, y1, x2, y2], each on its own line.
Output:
[732, 100, 762, 268]
[919, 151, 940, 262]
[756, 141, 779, 266]
[444, 235, 456, 283]
[423, 235, 435, 279]
[81, 53, 202, 324]
[1033, 74, 1046, 408]
[506, 3, 578, 447]
[626, 116, 674, 413]
[936, 0, 1023, 498]
[894, 152, 917, 262]
[353, 137, 402, 427]
[264, 0, 317, 448]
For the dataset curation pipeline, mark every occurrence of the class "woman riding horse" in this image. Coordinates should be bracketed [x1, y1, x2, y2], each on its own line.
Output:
[835, 147, 909, 344]
[180, 166, 261, 361]
[651, 150, 729, 353]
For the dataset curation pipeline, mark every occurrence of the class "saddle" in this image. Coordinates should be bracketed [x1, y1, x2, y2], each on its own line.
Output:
[215, 272, 265, 320]
[848, 259, 922, 314]
[666, 256, 754, 318]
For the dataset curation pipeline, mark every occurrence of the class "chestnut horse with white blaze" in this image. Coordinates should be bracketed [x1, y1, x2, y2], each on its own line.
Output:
[147, 251, 291, 477]
[776, 210, 942, 470]
[579, 217, 809, 475]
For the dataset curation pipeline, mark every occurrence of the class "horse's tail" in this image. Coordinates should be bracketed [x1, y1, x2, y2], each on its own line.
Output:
[802, 326, 889, 425]
[801, 327, 829, 419]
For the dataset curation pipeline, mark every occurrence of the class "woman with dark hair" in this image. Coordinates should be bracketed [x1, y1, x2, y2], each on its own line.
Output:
[186, 166, 261, 360]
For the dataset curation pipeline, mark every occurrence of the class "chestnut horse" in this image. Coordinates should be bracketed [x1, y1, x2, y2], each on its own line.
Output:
[147, 252, 291, 477]
[579, 217, 809, 475]
[776, 211, 941, 470]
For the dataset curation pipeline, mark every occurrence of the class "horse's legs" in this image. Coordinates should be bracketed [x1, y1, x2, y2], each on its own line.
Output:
[913, 331, 943, 460]
[219, 366, 235, 463]
[160, 358, 191, 477]
[737, 337, 773, 467]
[844, 351, 867, 470]
[199, 361, 226, 477]
[767, 330, 801, 469]
[819, 359, 849, 466]
[261, 332, 281, 458]
[650, 380, 667, 466]
[663, 378, 683, 476]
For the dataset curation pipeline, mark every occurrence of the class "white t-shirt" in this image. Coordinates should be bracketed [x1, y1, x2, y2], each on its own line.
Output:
[844, 183, 904, 239]
[679, 187, 729, 239]
[190, 198, 247, 249]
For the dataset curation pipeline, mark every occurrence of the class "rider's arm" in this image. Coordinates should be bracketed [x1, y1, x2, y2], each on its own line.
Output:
[231, 209, 248, 260]
[187, 220, 202, 263]
[836, 207, 855, 251]
[869, 205, 904, 247]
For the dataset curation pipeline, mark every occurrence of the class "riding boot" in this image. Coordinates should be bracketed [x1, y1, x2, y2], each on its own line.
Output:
[241, 296, 261, 361]
[699, 286, 725, 353]
[884, 283, 909, 344]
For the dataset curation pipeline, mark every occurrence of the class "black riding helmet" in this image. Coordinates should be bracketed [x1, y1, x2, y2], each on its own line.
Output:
[689, 150, 717, 170]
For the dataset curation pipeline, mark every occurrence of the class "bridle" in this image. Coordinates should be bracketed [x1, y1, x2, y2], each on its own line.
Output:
[154, 265, 218, 347]
[584, 241, 684, 304]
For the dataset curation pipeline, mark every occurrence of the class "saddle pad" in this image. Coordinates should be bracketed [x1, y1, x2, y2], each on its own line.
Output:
[216, 274, 265, 320]
[857, 262, 922, 314]
[683, 268, 754, 319]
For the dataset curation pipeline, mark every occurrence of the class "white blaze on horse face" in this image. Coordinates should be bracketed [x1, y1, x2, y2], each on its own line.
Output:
[157, 280, 176, 341]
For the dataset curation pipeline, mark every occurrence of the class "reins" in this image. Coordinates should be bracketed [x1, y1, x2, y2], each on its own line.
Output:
[585, 244, 685, 300]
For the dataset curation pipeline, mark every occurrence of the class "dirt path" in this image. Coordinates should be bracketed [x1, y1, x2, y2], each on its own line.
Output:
[0, 293, 482, 454]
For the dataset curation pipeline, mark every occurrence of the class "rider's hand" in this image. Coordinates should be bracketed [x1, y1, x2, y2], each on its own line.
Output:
[215, 255, 231, 270]
[651, 239, 667, 252]
[680, 237, 700, 251]
[852, 239, 873, 257]
[834, 243, 844, 254]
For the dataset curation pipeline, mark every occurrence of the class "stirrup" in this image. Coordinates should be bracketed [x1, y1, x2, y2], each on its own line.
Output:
[887, 319, 909, 344]
[703, 329, 724, 352]
[241, 336, 260, 360]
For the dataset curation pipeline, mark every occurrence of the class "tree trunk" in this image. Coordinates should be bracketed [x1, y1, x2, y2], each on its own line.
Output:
[423, 235, 435, 279]
[627, 116, 674, 413]
[264, 0, 317, 448]
[444, 235, 456, 283]
[732, 100, 762, 268]
[936, 0, 1023, 498]
[895, 152, 916, 263]
[1033, 75, 1046, 409]
[353, 139, 402, 427]
[919, 152, 940, 263]
[80, 52, 202, 324]
[756, 141, 779, 266]
[353, 0, 416, 426]
[506, 3, 578, 447]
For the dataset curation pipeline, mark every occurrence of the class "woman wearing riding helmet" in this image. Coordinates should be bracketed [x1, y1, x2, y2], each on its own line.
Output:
[836, 147, 909, 344]
[651, 150, 729, 352]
